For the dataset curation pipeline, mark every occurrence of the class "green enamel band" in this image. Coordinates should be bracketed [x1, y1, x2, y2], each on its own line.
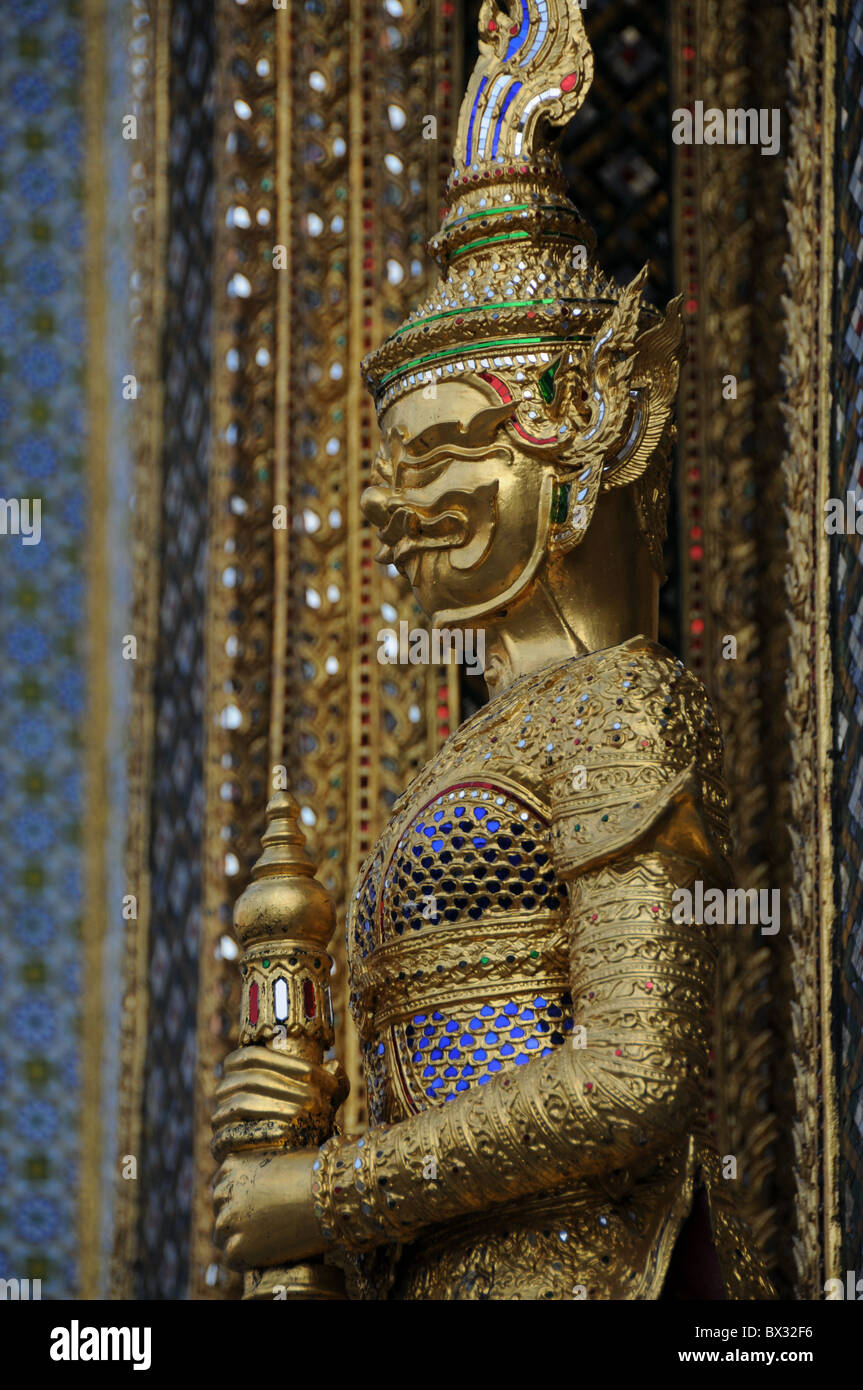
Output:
[378, 334, 591, 388]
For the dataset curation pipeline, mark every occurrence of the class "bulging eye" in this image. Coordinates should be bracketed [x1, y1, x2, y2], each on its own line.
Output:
[403, 456, 457, 486]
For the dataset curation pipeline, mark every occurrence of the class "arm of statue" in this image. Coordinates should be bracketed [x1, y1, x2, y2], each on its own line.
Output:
[312, 766, 727, 1253]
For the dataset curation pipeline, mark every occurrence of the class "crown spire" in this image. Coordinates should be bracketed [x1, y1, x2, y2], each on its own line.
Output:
[363, 0, 611, 412]
[453, 0, 593, 175]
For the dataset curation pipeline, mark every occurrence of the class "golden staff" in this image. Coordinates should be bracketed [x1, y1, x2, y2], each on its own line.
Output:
[212, 791, 346, 1299]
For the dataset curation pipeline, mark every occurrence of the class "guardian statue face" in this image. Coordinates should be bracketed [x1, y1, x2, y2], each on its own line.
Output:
[360, 0, 684, 629]
[362, 378, 551, 625]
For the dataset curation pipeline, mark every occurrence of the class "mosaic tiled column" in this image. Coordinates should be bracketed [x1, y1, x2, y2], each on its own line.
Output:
[189, 0, 462, 1298]
[671, 0, 794, 1290]
[0, 0, 136, 1300]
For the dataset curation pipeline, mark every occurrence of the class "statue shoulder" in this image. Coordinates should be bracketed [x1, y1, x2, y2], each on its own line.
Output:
[541, 635, 718, 754]
[542, 636, 731, 878]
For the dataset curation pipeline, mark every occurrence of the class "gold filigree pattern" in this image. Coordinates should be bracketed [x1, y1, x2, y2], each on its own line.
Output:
[780, 0, 840, 1298]
[192, 0, 281, 1300]
[112, 0, 170, 1301]
[671, 0, 793, 1284]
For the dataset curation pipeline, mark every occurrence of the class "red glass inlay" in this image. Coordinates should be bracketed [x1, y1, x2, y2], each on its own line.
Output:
[303, 980, 316, 1019]
[478, 370, 512, 403]
[249, 981, 259, 1025]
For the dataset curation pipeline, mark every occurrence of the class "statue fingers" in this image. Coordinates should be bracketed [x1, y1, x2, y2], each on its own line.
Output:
[216, 1047, 346, 1106]
[214, 1064, 325, 1108]
[211, 1087, 332, 1133]
[221, 1044, 314, 1078]
[219, 1232, 250, 1273]
[212, 1153, 250, 1211]
[221, 1044, 341, 1091]
[213, 1196, 248, 1269]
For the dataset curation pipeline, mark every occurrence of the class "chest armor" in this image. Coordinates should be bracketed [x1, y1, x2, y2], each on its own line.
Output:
[347, 773, 574, 1125]
[345, 639, 721, 1128]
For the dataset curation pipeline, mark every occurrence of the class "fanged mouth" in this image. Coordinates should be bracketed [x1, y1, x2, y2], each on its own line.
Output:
[371, 479, 500, 581]
[375, 506, 469, 567]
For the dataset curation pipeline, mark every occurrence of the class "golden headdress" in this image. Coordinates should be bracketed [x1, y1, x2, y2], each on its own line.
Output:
[363, 0, 684, 569]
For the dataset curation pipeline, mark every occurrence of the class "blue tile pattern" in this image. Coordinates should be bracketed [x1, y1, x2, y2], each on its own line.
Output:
[385, 794, 562, 932]
[401, 991, 573, 1104]
[351, 782, 572, 1122]
[0, 0, 89, 1300]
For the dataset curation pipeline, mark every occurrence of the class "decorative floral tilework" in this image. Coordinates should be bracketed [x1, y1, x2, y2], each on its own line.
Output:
[0, 0, 88, 1299]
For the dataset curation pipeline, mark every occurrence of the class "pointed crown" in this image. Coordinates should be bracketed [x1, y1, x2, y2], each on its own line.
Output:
[362, 0, 684, 572]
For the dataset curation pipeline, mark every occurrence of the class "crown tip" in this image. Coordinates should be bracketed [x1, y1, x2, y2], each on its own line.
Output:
[265, 789, 299, 820]
[234, 787, 335, 946]
[251, 789, 315, 879]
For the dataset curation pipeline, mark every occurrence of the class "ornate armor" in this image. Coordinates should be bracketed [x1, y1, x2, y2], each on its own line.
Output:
[314, 639, 772, 1297]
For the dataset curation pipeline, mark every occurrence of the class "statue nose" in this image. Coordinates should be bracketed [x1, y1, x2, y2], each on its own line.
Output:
[360, 484, 391, 529]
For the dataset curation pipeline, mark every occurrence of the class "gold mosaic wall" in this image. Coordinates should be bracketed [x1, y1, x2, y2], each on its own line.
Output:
[191, 0, 463, 1297]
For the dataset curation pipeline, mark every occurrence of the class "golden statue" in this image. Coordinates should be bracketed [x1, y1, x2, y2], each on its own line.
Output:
[213, 0, 774, 1300]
